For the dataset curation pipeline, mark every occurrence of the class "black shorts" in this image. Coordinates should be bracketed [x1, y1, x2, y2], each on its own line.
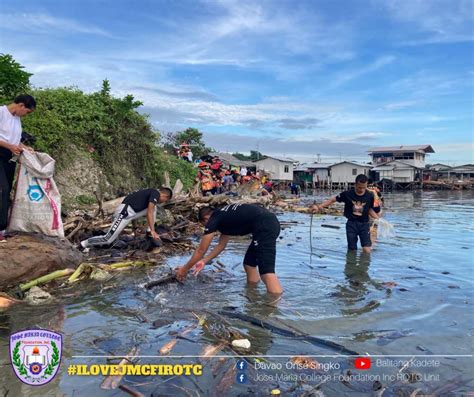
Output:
[243, 214, 281, 275]
[346, 220, 371, 250]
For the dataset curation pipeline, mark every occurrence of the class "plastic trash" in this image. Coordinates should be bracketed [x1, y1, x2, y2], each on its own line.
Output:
[231, 339, 251, 349]
[375, 218, 395, 238]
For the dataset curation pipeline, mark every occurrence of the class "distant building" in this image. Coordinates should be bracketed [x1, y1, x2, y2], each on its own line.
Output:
[254, 156, 294, 181]
[438, 164, 474, 181]
[293, 163, 332, 186]
[427, 163, 451, 172]
[368, 145, 434, 168]
[329, 161, 372, 184]
[371, 160, 420, 183]
[425, 163, 452, 181]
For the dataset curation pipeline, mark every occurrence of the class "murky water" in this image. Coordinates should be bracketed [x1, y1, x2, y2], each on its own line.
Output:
[1, 191, 473, 396]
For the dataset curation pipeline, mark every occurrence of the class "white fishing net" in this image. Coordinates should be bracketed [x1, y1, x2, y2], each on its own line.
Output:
[374, 218, 396, 238]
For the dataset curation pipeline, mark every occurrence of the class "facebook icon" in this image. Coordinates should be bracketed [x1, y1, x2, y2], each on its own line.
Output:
[236, 360, 247, 371]
[236, 372, 247, 384]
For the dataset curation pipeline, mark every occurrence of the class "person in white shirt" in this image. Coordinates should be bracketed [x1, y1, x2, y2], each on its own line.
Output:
[240, 166, 248, 176]
[0, 95, 36, 240]
[187, 149, 193, 162]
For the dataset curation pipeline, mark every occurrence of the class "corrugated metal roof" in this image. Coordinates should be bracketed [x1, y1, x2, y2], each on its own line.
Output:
[254, 155, 295, 163]
[330, 161, 372, 168]
[438, 164, 474, 173]
[209, 152, 255, 167]
[368, 145, 435, 153]
[372, 160, 420, 170]
[294, 162, 333, 171]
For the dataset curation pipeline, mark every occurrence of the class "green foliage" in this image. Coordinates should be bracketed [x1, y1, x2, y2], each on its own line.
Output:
[250, 150, 263, 161]
[232, 152, 250, 161]
[165, 127, 213, 158]
[76, 195, 96, 205]
[1, 54, 197, 196]
[0, 54, 32, 100]
[233, 150, 262, 161]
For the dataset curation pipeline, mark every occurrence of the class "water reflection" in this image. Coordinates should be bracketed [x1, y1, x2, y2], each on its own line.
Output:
[336, 251, 381, 316]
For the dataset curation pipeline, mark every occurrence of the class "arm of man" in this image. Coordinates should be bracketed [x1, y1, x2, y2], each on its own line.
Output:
[196, 234, 230, 270]
[368, 208, 380, 220]
[146, 202, 160, 240]
[312, 196, 337, 212]
[175, 232, 215, 281]
[0, 139, 22, 155]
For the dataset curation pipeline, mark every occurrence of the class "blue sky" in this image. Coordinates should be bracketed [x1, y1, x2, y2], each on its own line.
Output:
[1, 0, 472, 164]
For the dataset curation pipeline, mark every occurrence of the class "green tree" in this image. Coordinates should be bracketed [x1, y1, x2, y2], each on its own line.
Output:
[232, 152, 251, 161]
[0, 54, 32, 100]
[250, 150, 263, 161]
[169, 127, 213, 158]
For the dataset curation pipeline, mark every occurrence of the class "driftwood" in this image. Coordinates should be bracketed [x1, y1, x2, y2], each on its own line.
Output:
[118, 385, 145, 397]
[0, 292, 22, 308]
[100, 346, 139, 389]
[219, 310, 359, 355]
[144, 273, 178, 289]
[321, 224, 341, 229]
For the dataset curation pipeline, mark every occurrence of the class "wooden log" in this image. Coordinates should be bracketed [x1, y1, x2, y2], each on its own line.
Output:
[321, 224, 341, 229]
[100, 346, 139, 389]
[144, 274, 177, 289]
[118, 385, 145, 397]
[219, 310, 359, 355]
[0, 292, 22, 308]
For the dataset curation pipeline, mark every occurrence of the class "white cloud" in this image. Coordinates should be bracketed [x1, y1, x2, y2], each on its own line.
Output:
[331, 55, 396, 88]
[382, 100, 419, 110]
[0, 13, 112, 37]
[382, 0, 473, 45]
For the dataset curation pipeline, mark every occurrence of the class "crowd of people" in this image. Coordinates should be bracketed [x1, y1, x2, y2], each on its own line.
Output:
[174, 149, 275, 196]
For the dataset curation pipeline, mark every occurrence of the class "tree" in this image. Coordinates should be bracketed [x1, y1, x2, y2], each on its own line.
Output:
[232, 152, 251, 161]
[0, 54, 32, 100]
[166, 127, 213, 158]
[250, 150, 263, 161]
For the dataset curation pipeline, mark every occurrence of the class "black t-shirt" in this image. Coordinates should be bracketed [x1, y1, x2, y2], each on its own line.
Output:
[204, 203, 270, 236]
[122, 188, 160, 212]
[336, 189, 374, 222]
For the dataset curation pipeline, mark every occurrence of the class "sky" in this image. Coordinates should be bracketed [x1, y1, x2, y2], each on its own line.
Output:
[1, 0, 473, 165]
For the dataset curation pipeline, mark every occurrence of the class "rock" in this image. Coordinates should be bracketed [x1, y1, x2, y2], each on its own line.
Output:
[24, 286, 53, 305]
[231, 339, 251, 349]
[90, 268, 111, 281]
[0, 233, 83, 290]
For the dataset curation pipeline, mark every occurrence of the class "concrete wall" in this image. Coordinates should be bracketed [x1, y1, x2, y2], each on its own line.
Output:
[330, 163, 370, 183]
[255, 158, 293, 181]
[378, 166, 416, 182]
[313, 168, 330, 182]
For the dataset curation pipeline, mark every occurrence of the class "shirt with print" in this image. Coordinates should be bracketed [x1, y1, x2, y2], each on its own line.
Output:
[204, 203, 270, 236]
[336, 189, 374, 222]
[0, 105, 22, 146]
[122, 188, 160, 212]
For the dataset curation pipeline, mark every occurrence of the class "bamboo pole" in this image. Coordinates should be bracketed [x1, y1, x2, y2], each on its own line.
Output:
[20, 269, 75, 292]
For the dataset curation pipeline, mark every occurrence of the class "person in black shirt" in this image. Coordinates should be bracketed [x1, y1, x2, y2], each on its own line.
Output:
[311, 174, 380, 253]
[80, 187, 173, 249]
[175, 203, 283, 294]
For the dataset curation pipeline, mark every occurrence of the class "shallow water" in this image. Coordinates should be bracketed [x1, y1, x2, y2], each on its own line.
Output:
[1, 190, 473, 396]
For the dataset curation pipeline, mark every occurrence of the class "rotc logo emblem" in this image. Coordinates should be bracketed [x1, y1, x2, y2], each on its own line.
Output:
[10, 329, 62, 385]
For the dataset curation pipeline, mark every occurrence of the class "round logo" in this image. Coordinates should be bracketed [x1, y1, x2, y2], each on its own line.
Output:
[29, 363, 42, 375]
[27, 185, 44, 202]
